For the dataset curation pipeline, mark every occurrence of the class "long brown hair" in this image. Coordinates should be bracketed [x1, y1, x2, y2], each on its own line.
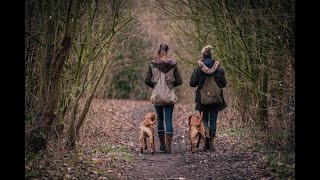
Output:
[157, 43, 169, 61]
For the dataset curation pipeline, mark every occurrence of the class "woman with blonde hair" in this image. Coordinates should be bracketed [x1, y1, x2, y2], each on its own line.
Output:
[189, 45, 227, 150]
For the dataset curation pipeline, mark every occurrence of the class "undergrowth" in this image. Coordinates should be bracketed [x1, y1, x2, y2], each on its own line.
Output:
[220, 125, 295, 179]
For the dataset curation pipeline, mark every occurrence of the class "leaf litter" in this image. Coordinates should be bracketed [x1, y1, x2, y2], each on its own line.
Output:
[26, 99, 291, 179]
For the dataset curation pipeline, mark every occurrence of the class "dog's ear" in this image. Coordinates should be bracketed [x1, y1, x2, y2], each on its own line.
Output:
[144, 119, 152, 126]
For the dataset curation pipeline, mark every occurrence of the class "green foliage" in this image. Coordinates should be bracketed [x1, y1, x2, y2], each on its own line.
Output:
[25, 147, 46, 163]
[266, 151, 295, 179]
[105, 17, 153, 100]
[251, 129, 295, 179]
[99, 144, 133, 162]
[221, 126, 295, 179]
[155, 0, 295, 142]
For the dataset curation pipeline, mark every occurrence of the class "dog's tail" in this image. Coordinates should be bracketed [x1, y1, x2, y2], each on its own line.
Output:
[198, 111, 204, 126]
[199, 111, 204, 121]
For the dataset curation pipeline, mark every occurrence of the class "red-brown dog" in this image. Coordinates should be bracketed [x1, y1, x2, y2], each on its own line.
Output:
[188, 111, 206, 153]
[139, 112, 158, 154]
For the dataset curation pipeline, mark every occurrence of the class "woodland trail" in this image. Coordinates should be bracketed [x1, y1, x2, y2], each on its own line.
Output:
[26, 99, 277, 180]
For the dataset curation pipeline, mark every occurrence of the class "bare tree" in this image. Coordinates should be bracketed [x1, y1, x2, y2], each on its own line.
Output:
[66, 0, 138, 148]
[151, 0, 295, 144]
[27, 0, 81, 152]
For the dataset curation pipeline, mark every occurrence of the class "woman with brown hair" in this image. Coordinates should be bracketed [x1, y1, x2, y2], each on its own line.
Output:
[144, 43, 182, 154]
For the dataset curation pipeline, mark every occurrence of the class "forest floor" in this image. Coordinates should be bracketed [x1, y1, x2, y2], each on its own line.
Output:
[25, 99, 294, 180]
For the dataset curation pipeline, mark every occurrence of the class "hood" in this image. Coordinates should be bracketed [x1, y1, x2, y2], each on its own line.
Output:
[202, 58, 214, 68]
[197, 58, 219, 74]
[151, 58, 176, 73]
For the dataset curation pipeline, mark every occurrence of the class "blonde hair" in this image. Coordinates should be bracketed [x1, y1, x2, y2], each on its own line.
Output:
[201, 45, 213, 59]
[201, 45, 212, 54]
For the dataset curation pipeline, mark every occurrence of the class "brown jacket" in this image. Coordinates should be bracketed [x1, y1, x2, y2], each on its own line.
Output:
[144, 58, 182, 89]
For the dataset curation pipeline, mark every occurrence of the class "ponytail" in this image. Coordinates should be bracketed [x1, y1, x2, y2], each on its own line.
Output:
[157, 43, 169, 60]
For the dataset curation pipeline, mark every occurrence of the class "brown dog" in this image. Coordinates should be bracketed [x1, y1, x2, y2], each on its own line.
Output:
[139, 112, 158, 154]
[188, 111, 206, 153]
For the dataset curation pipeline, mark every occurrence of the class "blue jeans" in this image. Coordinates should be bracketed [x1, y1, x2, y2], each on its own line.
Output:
[202, 111, 218, 136]
[154, 105, 174, 133]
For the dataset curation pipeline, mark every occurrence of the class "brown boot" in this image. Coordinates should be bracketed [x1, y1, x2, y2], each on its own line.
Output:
[158, 131, 165, 152]
[165, 133, 173, 154]
[210, 132, 216, 151]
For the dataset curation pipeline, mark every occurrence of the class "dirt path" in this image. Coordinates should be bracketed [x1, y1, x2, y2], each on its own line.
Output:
[25, 99, 276, 180]
[110, 101, 274, 180]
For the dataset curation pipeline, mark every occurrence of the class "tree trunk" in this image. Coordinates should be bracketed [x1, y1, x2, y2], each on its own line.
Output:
[259, 68, 269, 131]
[67, 58, 109, 148]
[28, 0, 80, 152]
[28, 0, 55, 152]
[65, 0, 134, 149]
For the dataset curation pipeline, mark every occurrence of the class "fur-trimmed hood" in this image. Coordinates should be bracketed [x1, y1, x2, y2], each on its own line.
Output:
[151, 58, 177, 73]
[197, 59, 220, 74]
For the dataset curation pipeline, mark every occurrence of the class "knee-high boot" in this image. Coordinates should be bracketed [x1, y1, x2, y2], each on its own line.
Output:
[158, 131, 165, 152]
[205, 128, 211, 150]
[165, 133, 173, 154]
